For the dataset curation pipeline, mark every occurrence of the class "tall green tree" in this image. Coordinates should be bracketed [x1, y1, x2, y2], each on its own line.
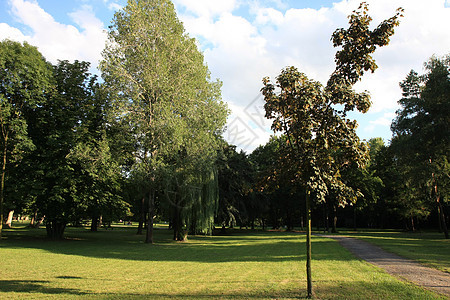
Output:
[391, 55, 450, 238]
[0, 40, 52, 239]
[100, 0, 228, 243]
[261, 3, 402, 297]
[216, 143, 254, 230]
[23, 60, 124, 239]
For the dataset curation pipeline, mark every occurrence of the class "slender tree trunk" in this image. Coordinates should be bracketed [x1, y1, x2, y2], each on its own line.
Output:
[430, 160, 448, 239]
[5, 210, 14, 228]
[437, 198, 449, 239]
[146, 190, 154, 244]
[437, 207, 443, 233]
[353, 206, 357, 231]
[332, 204, 338, 233]
[36, 216, 44, 228]
[305, 188, 312, 299]
[410, 215, 415, 232]
[137, 196, 145, 235]
[30, 210, 37, 227]
[0, 139, 7, 240]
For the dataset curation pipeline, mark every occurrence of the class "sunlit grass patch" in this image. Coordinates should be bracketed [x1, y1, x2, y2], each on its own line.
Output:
[0, 225, 443, 299]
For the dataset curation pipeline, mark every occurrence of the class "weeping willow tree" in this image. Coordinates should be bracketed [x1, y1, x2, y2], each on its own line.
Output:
[186, 168, 219, 236]
[164, 164, 219, 241]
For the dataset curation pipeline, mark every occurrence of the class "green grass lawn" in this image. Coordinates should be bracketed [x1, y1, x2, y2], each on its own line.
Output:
[336, 229, 450, 273]
[0, 224, 445, 299]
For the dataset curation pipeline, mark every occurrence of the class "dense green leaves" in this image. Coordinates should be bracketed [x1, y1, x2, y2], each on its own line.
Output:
[390, 55, 450, 238]
[101, 0, 228, 242]
[0, 40, 52, 238]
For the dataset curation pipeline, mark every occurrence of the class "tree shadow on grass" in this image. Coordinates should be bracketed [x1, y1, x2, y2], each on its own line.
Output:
[0, 280, 89, 295]
[1, 227, 356, 263]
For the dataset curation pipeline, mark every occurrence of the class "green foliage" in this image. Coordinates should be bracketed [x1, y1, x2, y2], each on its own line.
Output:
[100, 0, 228, 241]
[261, 2, 402, 205]
[17, 60, 126, 238]
[261, 3, 402, 296]
[0, 40, 52, 238]
[390, 55, 449, 236]
[216, 143, 255, 228]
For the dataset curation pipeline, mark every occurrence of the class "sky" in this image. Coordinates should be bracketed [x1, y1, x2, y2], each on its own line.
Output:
[1, 0, 449, 153]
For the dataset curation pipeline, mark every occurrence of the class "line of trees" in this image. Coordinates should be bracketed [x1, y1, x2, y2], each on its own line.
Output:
[216, 55, 449, 240]
[1, 0, 447, 247]
[0, 0, 228, 241]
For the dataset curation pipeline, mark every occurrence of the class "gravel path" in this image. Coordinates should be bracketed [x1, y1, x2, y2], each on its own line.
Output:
[318, 234, 450, 298]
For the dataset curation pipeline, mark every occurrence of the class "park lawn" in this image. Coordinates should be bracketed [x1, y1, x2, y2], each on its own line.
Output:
[338, 230, 450, 273]
[0, 225, 444, 299]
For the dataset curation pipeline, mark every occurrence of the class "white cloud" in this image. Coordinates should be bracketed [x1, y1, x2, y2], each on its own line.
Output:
[0, 23, 27, 41]
[175, 0, 450, 151]
[2, 0, 449, 152]
[108, 2, 122, 11]
[3, 0, 107, 70]
[174, 0, 237, 19]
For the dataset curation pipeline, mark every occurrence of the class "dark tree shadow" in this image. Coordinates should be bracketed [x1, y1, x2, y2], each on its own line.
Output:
[1, 227, 356, 263]
[0, 280, 89, 295]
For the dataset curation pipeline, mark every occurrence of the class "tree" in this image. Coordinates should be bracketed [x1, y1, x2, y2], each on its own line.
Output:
[216, 143, 254, 230]
[22, 60, 125, 239]
[391, 56, 450, 238]
[250, 136, 302, 231]
[100, 0, 228, 243]
[261, 3, 402, 297]
[0, 40, 52, 239]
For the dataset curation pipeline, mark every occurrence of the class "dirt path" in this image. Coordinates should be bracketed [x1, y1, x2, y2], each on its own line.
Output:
[318, 234, 450, 298]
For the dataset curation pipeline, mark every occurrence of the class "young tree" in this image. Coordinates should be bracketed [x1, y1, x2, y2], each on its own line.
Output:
[100, 0, 228, 243]
[261, 3, 402, 297]
[391, 56, 450, 238]
[0, 40, 52, 239]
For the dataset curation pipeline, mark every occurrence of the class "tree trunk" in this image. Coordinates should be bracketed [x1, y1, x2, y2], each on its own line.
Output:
[410, 215, 415, 232]
[305, 188, 312, 299]
[137, 196, 145, 235]
[437, 198, 449, 239]
[0, 139, 7, 240]
[5, 210, 14, 228]
[173, 204, 186, 241]
[146, 190, 154, 244]
[30, 210, 37, 227]
[431, 160, 448, 239]
[46, 221, 66, 239]
[90, 215, 98, 232]
[331, 204, 338, 233]
[353, 206, 357, 231]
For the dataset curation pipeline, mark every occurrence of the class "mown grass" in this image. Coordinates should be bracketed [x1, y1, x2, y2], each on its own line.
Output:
[337, 229, 450, 273]
[0, 224, 445, 299]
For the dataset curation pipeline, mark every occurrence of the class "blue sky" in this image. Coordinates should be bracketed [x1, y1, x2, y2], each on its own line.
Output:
[1, 0, 449, 152]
